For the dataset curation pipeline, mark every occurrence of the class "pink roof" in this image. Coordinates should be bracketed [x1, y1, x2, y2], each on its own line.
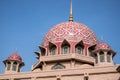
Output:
[42, 22, 98, 46]
[95, 42, 111, 50]
[8, 53, 22, 62]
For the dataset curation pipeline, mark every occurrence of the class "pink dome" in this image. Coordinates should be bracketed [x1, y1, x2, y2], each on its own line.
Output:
[42, 22, 98, 46]
[8, 53, 22, 62]
[95, 42, 111, 50]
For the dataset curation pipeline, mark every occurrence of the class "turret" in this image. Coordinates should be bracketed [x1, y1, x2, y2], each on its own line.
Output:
[93, 42, 115, 66]
[3, 53, 24, 74]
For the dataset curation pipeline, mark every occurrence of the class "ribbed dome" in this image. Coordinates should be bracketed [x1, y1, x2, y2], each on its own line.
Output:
[8, 53, 22, 62]
[42, 22, 98, 46]
[95, 42, 111, 50]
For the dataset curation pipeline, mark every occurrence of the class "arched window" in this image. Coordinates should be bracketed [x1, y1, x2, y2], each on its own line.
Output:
[41, 49, 46, 56]
[12, 62, 17, 71]
[61, 44, 70, 54]
[75, 44, 83, 55]
[94, 54, 98, 63]
[107, 52, 111, 62]
[40, 46, 46, 56]
[100, 51, 104, 62]
[7, 62, 11, 70]
[50, 46, 56, 55]
[88, 45, 95, 56]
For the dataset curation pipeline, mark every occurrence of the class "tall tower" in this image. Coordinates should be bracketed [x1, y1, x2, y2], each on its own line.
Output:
[3, 53, 24, 74]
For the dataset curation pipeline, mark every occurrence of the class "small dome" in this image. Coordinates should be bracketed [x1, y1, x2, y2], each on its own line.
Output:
[8, 53, 22, 62]
[42, 22, 98, 46]
[95, 42, 111, 50]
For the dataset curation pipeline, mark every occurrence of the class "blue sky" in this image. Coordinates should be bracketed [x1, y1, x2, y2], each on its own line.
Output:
[0, 0, 120, 73]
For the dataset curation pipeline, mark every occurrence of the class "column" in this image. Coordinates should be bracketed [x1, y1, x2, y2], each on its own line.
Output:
[104, 51, 107, 63]
[10, 61, 13, 71]
[110, 52, 113, 64]
[97, 52, 100, 64]
[5, 62, 7, 71]
[16, 63, 19, 72]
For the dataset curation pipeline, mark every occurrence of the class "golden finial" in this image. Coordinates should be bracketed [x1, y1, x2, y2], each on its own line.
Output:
[69, 0, 73, 22]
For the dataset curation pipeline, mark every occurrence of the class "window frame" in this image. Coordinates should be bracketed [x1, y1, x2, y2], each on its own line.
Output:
[12, 62, 17, 71]
[7, 62, 11, 71]
[100, 51, 105, 62]
[61, 44, 70, 54]
[107, 51, 111, 62]
[75, 45, 83, 55]
[50, 46, 56, 55]
[94, 54, 98, 63]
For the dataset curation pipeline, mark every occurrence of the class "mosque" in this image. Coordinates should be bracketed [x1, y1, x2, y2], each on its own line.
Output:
[0, 1, 120, 80]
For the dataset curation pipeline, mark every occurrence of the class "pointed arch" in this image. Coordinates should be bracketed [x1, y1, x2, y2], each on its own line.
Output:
[7, 62, 11, 71]
[88, 45, 96, 56]
[12, 62, 17, 71]
[107, 51, 111, 62]
[39, 46, 46, 56]
[94, 53, 98, 64]
[100, 51, 104, 62]
[34, 51, 40, 59]
[61, 40, 70, 54]
[75, 41, 84, 55]
[49, 42, 57, 55]
[51, 63, 65, 70]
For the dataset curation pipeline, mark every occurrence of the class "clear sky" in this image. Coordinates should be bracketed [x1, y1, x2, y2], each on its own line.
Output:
[0, 0, 120, 73]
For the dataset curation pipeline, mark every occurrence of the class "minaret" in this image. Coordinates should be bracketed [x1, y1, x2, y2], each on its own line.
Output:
[69, 0, 73, 22]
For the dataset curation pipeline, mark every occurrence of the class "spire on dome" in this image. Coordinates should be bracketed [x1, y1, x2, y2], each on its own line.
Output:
[69, 0, 73, 22]
[101, 36, 104, 42]
[15, 48, 18, 53]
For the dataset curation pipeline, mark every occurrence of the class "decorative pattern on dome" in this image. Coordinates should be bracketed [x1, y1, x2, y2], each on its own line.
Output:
[8, 53, 22, 62]
[42, 22, 98, 46]
[95, 42, 111, 50]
